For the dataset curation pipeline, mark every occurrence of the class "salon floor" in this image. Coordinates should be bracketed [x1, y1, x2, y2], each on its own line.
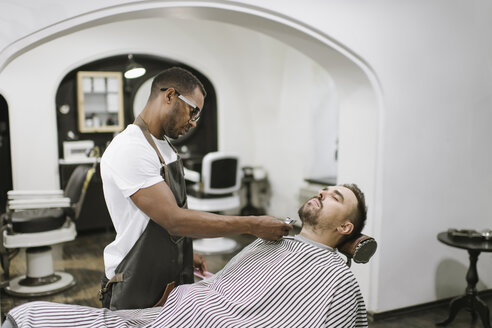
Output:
[0, 229, 491, 328]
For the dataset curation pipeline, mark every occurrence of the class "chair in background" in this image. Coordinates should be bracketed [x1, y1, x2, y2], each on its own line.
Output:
[240, 166, 267, 216]
[185, 152, 242, 255]
[0, 164, 96, 297]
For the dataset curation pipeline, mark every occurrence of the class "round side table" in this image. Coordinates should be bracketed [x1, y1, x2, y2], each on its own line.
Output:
[436, 231, 492, 328]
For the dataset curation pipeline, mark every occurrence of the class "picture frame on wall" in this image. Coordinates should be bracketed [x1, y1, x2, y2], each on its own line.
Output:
[76, 71, 124, 133]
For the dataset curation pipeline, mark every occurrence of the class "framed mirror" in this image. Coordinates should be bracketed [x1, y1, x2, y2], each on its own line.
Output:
[77, 71, 124, 133]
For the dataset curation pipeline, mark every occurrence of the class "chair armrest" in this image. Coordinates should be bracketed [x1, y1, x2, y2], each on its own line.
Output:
[8, 197, 71, 211]
[7, 189, 70, 210]
[7, 190, 64, 200]
[184, 167, 201, 183]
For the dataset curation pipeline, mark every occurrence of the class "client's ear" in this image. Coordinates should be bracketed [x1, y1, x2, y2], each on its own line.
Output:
[337, 221, 354, 235]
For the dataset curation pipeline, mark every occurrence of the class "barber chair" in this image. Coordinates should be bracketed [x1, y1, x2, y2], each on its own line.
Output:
[0, 164, 96, 297]
[185, 152, 242, 254]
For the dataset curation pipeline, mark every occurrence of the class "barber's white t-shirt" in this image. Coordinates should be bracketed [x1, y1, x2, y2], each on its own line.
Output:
[100, 124, 177, 279]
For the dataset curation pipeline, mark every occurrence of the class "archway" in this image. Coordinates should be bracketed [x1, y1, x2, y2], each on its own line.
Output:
[0, 94, 12, 213]
[0, 1, 382, 194]
[55, 54, 218, 159]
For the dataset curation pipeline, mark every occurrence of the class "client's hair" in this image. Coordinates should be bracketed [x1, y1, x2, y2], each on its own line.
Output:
[342, 183, 367, 238]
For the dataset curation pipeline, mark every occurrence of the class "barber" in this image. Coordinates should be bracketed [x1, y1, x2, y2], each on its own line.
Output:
[98, 67, 292, 310]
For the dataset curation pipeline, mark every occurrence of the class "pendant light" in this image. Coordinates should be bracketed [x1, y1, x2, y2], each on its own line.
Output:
[124, 54, 146, 79]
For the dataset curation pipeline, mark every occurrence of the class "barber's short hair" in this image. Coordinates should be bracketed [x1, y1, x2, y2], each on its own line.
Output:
[342, 183, 367, 237]
[150, 67, 206, 100]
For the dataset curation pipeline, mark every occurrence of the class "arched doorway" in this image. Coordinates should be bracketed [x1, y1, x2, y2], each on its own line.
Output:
[0, 2, 383, 309]
[0, 94, 12, 213]
[0, 2, 382, 212]
[55, 54, 218, 160]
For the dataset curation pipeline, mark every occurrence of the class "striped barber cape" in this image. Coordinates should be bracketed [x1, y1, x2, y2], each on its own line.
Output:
[7, 236, 367, 328]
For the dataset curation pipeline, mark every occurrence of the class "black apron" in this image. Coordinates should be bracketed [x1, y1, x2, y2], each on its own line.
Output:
[99, 116, 194, 310]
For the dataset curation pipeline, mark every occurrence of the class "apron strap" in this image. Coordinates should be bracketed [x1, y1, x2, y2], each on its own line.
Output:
[134, 116, 172, 185]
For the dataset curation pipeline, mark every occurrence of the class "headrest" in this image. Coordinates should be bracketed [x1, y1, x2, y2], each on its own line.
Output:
[338, 234, 377, 264]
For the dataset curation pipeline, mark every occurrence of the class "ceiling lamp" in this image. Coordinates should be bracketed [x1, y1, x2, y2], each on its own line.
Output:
[124, 54, 146, 79]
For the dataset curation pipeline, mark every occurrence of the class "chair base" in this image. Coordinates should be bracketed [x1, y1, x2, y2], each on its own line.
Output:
[5, 272, 75, 297]
[193, 237, 239, 255]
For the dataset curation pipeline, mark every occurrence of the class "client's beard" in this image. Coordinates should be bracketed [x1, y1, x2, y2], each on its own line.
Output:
[298, 197, 321, 227]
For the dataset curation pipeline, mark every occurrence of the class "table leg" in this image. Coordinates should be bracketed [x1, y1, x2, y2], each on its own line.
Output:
[436, 294, 468, 326]
[436, 250, 491, 327]
[474, 296, 491, 328]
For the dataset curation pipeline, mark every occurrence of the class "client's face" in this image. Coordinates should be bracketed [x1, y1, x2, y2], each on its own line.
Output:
[298, 186, 357, 230]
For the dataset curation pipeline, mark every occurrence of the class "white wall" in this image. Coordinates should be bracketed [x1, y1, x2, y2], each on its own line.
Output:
[281, 1, 492, 311]
[247, 0, 492, 312]
[1, 0, 492, 315]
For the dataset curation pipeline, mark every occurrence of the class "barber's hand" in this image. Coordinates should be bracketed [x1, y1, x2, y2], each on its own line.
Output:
[193, 253, 207, 274]
[252, 216, 293, 241]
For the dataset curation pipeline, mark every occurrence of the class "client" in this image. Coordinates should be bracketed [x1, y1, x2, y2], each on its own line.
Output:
[3, 184, 369, 328]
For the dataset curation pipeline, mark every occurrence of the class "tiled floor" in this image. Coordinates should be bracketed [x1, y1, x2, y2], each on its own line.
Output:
[0, 230, 491, 328]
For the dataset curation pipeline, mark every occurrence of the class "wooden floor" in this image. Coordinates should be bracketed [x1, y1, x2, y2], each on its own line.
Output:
[369, 298, 492, 328]
[1, 230, 491, 328]
[0, 230, 114, 313]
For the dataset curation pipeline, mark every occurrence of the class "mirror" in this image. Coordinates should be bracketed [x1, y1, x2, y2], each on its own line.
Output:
[77, 71, 124, 133]
[132, 77, 152, 120]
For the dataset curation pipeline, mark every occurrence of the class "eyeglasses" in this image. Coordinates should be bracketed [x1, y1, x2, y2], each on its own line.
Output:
[160, 88, 201, 122]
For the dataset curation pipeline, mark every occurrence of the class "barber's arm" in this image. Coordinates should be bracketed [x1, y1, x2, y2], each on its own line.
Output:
[130, 180, 292, 240]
